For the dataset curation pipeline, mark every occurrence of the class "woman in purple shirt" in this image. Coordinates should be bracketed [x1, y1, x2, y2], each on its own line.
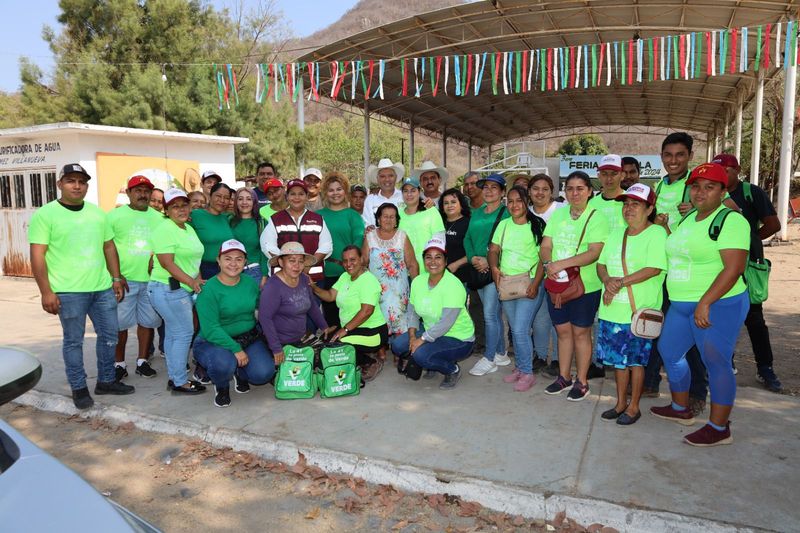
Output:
[258, 242, 333, 364]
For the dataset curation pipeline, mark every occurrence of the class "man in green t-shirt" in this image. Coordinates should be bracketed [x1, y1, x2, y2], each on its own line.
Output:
[107, 175, 163, 382]
[28, 164, 135, 410]
[588, 154, 626, 234]
[647, 133, 708, 414]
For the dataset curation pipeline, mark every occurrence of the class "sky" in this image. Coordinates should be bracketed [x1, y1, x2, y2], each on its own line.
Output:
[0, 0, 356, 93]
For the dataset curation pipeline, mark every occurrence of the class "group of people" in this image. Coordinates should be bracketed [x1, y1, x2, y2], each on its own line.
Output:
[30, 130, 783, 447]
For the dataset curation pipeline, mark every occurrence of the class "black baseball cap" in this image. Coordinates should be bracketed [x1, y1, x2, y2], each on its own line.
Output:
[350, 184, 367, 194]
[59, 163, 91, 181]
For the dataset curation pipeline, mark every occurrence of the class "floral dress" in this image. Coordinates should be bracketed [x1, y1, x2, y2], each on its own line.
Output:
[366, 229, 410, 335]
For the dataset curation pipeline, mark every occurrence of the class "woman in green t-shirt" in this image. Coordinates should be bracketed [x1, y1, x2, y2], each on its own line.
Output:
[596, 184, 667, 425]
[312, 245, 388, 382]
[398, 177, 445, 268]
[194, 239, 274, 408]
[148, 189, 206, 395]
[189, 182, 234, 280]
[230, 187, 268, 289]
[540, 171, 609, 402]
[487, 186, 545, 392]
[317, 173, 366, 327]
[651, 163, 750, 447]
[390, 238, 475, 390]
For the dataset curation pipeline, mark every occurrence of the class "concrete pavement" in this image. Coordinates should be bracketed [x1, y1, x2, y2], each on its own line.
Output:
[1, 277, 796, 532]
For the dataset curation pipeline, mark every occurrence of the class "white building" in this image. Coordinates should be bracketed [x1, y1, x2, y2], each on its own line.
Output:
[0, 122, 248, 276]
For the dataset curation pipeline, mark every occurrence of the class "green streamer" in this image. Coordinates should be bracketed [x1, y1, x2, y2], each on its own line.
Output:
[621, 42, 627, 85]
[755, 25, 762, 71]
[591, 44, 597, 87]
[673, 35, 679, 78]
[515, 51, 521, 92]
[648, 39, 654, 81]
[540, 49, 546, 91]
[491, 53, 498, 95]
[429, 57, 435, 93]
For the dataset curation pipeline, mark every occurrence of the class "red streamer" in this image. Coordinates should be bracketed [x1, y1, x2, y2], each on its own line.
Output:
[764, 24, 771, 69]
[706, 32, 713, 75]
[433, 56, 443, 96]
[597, 41, 605, 85]
[569, 46, 575, 88]
[365, 60, 374, 99]
[333, 62, 346, 98]
[402, 59, 408, 96]
[653, 38, 659, 80]
[546, 48, 553, 90]
[522, 50, 528, 91]
[267, 64, 274, 99]
[679, 35, 686, 77]
[493, 52, 501, 90]
[730, 29, 738, 73]
[466, 54, 473, 96]
[286, 64, 294, 98]
[628, 40, 633, 84]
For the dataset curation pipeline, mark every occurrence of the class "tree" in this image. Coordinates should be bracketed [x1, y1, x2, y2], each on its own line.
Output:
[18, 0, 300, 173]
[555, 134, 608, 156]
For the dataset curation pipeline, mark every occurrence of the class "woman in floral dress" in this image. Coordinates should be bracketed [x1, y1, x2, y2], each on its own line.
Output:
[363, 203, 419, 337]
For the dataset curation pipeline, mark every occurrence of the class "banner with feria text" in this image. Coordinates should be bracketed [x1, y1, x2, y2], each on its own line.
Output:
[559, 155, 665, 179]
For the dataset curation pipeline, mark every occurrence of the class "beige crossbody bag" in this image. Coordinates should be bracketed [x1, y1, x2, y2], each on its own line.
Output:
[496, 224, 535, 301]
[621, 230, 664, 339]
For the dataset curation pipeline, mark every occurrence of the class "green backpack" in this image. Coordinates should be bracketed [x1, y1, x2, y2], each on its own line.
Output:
[274, 345, 318, 400]
[317, 344, 361, 398]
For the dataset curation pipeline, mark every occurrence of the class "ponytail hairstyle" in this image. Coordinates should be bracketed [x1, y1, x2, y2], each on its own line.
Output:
[507, 186, 545, 245]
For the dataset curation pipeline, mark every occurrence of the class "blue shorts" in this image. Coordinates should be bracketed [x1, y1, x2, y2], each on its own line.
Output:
[116, 280, 162, 330]
[546, 290, 601, 328]
[596, 319, 652, 369]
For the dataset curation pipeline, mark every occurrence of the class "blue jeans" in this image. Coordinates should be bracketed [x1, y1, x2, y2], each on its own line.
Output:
[193, 337, 276, 388]
[502, 289, 543, 374]
[241, 264, 263, 285]
[57, 289, 119, 390]
[532, 280, 557, 361]
[477, 282, 505, 360]
[391, 331, 474, 374]
[148, 282, 195, 386]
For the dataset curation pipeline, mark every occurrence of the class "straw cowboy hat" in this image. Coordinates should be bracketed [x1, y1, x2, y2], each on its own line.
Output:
[411, 160, 449, 183]
[366, 158, 405, 185]
[269, 241, 318, 267]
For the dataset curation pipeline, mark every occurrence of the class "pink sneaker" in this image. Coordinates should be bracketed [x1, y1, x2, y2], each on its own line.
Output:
[503, 369, 521, 383]
[514, 372, 536, 392]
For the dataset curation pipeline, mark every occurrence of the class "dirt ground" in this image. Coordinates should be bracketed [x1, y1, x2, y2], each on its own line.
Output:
[1, 404, 618, 533]
[733, 224, 800, 396]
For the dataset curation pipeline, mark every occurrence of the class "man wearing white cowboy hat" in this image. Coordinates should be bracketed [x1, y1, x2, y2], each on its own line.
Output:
[412, 160, 449, 207]
[362, 158, 405, 228]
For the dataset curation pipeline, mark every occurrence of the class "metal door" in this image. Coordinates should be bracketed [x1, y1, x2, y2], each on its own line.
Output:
[0, 169, 57, 277]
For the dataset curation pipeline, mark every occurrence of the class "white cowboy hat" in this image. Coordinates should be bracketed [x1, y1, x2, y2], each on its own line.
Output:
[411, 160, 449, 183]
[366, 158, 405, 185]
[269, 241, 318, 267]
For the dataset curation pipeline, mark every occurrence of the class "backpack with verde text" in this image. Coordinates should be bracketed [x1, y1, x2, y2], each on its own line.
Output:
[274, 345, 317, 399]
[317, 343, 360, 398]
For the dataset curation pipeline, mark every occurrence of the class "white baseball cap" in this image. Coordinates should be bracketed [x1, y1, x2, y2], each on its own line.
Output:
[303, 168, 323, 181]
[163, 188, 189, 207]
[219, 239, 247, 256]
[598, 154, 622, 172]
[201, 170, 222, 182]
[615, 183, 656, 206]
[423, 236, 447, 255]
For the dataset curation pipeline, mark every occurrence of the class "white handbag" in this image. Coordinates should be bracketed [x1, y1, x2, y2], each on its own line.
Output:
[622, 231, 664, 339]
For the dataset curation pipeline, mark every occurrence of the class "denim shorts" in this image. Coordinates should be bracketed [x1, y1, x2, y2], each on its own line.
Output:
[116, 280, 162, 330]
[546, 289, 601, 328]
[596, 319, 652, 369]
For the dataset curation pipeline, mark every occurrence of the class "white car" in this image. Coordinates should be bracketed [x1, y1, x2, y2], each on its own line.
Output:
[0, 347, 160, 532]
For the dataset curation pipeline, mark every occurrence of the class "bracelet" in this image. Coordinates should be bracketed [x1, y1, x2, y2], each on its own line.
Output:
[112, 277, 123, 282]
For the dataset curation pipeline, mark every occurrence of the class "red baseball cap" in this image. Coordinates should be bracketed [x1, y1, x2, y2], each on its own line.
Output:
[127, 175, 154, 190]
[687, 163, 728, 187]
[711, 153, 740, 169]
[285, 179, 308, 192]
[262, 178, 283, 192]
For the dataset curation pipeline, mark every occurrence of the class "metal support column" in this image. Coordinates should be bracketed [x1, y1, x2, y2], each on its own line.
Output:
[363, 100, 370, 181]
[297, 78, 305, 177]
[723, 121, 729, 151]
[751, 74, 765, 187]
[734, 97, 743, 160]
[713, 124, 721, 155]
[467, 140, 473, 171]
[706, 131, 713, 161]
[409, 119, 415, 170]
[777, 64, 797, 241]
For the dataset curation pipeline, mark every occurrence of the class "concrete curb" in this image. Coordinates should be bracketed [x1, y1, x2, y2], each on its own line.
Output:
[14, 389, 761, 533]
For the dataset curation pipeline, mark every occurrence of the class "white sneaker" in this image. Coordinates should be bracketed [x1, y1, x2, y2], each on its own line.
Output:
[494, 352, 512, 367]
[469, 357, 498, 376]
